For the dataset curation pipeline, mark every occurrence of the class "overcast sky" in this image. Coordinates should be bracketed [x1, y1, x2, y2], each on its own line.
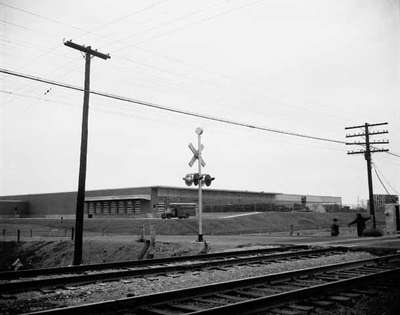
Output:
[0, 0, 399, 205]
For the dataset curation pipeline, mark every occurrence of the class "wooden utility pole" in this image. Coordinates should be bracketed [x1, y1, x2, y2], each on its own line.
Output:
[345, 122, 389, 229]
[64, 40, 110, 265]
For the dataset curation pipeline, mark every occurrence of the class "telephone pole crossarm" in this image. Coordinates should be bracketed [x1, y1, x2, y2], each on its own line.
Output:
[346, 141, 389, 145]
[64, 40, 110, 60]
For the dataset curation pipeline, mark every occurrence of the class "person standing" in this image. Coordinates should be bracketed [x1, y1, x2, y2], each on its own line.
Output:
[331, 218, 339, 236]
[348, 213, 370, 237]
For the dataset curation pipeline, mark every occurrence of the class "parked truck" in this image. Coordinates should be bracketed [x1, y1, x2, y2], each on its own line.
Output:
[161, 203, 197, 219]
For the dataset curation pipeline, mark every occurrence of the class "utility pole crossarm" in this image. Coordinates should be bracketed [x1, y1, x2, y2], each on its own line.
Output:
[64, 40, 110, 60]
[370, 149, 390, 153]
[346, 141, 389, 145]
[347, 150, 367, 155]
[345, 122, 388, 130]
[346, 131, 389, 138]
[347, 149, 389, 155]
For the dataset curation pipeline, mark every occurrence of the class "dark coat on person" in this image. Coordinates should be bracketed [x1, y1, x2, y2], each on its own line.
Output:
[348, 214, 370, 236]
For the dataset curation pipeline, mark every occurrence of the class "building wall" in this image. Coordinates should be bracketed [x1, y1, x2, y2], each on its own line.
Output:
[0, 187, 153, 217]
[0, 186, 342, 217]
[154, 186, 276, 207]
[275, 194, 341, 205]
[0, 192, 77, 217]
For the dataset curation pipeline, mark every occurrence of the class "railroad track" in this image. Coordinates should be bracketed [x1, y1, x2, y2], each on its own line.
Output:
[0, 245, 308, 280]
[1, 245, 348, 293]
[24, 253, 400, 315]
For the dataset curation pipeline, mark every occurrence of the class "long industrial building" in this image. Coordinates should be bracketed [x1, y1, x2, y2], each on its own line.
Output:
[0, 186, 342, 218]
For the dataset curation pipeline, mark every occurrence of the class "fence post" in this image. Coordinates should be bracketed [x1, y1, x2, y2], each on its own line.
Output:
[138, 224, 145, 242]
[30, 229, 33, 238]
[71, 227, 74, 241]
[17, 229, 20, 242]
[2, 229, 5, 238]
[150, 224, 156, 247]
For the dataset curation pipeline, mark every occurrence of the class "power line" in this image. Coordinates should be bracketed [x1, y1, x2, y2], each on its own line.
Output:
[0, 88, 349, 155]
[0, 67, 345, 145]
[372, 162, 399, 195]
[107, 1, 228, 48]
[0, 2, 376, 132]
[119, 0, 266, 50]
[373, 164, 399, 205]
[387, 151, 400, 158]
[2, 66, 400, 160]
[0, 2, 97, 35]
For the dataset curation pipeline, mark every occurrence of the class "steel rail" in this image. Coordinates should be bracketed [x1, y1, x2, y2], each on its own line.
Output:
[1, 247, 342, 293]
[188, 266, 400, 314]
[0, 244, 309, 280]
[22, 253, 400, 315]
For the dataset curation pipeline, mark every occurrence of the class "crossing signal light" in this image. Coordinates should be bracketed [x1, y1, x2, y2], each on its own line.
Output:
[204, 174, 215, 186]
[183, 174, 193, 186]
[193, 173, 201, 186]
[183, 173, 214, 186]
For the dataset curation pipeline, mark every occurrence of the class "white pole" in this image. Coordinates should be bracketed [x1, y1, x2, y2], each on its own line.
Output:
[196, 128, 203, 242]
[198, 132, 203, 242]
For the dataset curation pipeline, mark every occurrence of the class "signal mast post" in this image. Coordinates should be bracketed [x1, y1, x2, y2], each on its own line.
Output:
[185, 128, 213, 242]
[196, 128, 204, 242]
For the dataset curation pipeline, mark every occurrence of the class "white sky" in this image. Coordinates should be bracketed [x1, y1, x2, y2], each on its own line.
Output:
[0, 0, 399, 205]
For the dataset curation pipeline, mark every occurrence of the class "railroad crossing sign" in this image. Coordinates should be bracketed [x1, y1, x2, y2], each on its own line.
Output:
[188, 143, 206, 167]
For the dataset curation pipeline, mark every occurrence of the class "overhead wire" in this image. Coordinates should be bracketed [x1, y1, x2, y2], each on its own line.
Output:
[0, 2, 352, 131]
[372, 164, 399, 204]
[0, 67, 346, 145]
[116, 0, 266, 50]
[2, 71, 396, 159]
[105, 1, 225, 48]
[0, 1, 364, 129]
[372, 162, 399, 195]
[0, 1, 173, 97]
[2, 66, 399, 161]
[2, 2, 399, 151]
[0, 2, 99, 36]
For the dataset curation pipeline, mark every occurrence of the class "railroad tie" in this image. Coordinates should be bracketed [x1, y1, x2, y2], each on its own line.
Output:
[268, 307, 304, 315]
[308, 300, 334, 307]
[214, 292, 248, 302]
[340, 292, 362, 298]
[137, 305, 185, 315]
[167, 303, 206, 312]
[288, 304, 315, 312]
[191, 296, 227, 305]
[327, 295, 352, 304]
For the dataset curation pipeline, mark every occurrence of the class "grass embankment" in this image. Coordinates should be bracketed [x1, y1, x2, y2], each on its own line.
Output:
[0, 212, 383, 236]
[0, 240, 205, 270]
[0, 212, 385, 270]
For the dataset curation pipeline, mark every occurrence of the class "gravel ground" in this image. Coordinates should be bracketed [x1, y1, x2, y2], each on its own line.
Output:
[303, 288, 400, 314]
[0, 251, 375, 314]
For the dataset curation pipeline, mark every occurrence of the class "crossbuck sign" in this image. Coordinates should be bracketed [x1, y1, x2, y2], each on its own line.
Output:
[188, 143, 206, 167]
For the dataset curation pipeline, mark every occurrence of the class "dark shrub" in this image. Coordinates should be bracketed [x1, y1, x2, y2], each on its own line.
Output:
[362, 228, 383, 237]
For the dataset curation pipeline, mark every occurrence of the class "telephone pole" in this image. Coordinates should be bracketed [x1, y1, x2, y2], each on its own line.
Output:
[64, 40, 110, 265]
[345, 122, 389, 229]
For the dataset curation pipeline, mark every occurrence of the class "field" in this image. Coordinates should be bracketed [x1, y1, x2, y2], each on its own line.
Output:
[0, 211, 385, 270]
[0, 211, 383, 237]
